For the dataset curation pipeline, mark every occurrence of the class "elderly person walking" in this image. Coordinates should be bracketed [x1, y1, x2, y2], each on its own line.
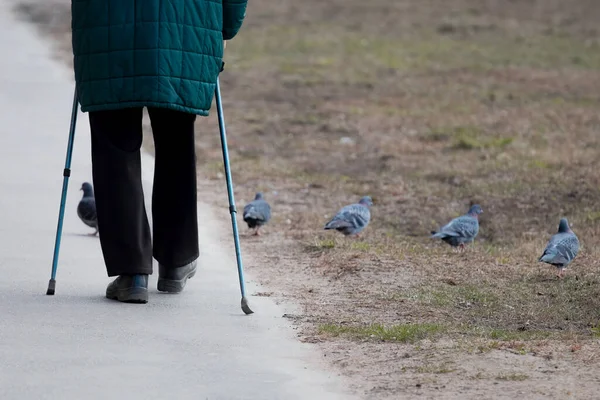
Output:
[71, 0, 248, 304]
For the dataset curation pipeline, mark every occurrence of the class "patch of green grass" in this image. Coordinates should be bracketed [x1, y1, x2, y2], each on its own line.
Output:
[350, 241, 372, 252]
[421, 125, 514, 150]
[407, 284, 500, 308]
[496, 373, 529, 381]
[475, 341, 502, 353]
[456, 136, 513, 150]
[590, 326, 600, 338]
[204, 160, 224, 173]
[585, 211, 600, 222]
[450, 126, 514, 150]
[469, 338, 536, 355]
[421, 129, 452, 142]
[305, 238, 337, 252]
[318, 323, 445, 343]
[415, 363, 456, 374]
[494, 256, 512, 265]
[470, 371, 487, 380]
[537, 95, 600, 108]
[288, 114, 322, 126]
[528, 159, 552, 169]
[472, 327, 551, 342]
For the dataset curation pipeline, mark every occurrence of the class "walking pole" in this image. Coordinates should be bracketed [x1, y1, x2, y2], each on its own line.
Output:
[47, 86, 79, 295]
[215, 62, 254, 315]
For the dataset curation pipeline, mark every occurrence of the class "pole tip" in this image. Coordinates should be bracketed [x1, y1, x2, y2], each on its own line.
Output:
[241, 296, 254, 315]
[46, 279, 56, 295]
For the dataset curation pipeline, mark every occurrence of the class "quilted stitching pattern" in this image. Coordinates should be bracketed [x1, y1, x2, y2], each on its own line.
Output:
[72, 0, 248, 115]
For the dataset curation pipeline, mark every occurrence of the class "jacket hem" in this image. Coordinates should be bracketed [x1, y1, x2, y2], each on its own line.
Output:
[79, 101, 210, 116]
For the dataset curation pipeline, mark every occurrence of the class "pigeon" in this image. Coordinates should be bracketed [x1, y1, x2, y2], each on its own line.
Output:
[243, 192, 272, 236]
[431, 204, 483, 251]
[77, 182, 98, 236]
[324, 196, 373, 237]
[538, 218, 579, 278]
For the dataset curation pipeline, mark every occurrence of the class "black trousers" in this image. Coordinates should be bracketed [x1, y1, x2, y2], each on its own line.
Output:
[88, 107, 199, 277]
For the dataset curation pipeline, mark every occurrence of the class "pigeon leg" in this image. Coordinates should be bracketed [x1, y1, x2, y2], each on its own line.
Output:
[459, 243, 465, 253]
[253, 226, 261, 236]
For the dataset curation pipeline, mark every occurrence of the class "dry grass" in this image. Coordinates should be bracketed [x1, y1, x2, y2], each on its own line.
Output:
[207, 1, 600, 395]
[200, 0, 600, 339]
[496, 373, 529, 381]
[318, 322, 446, 343]
[15, 0, 600, 397]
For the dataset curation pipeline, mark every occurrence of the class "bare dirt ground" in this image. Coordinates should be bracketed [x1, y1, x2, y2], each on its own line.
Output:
[14, 0, 600, 398]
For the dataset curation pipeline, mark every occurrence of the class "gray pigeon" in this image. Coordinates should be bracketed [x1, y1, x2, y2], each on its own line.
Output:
[431, 204, 483, 251]
[77, 182, 98, 236]
[538, 217, 579, 278]
[324, 196, 373, 237]
[243, 192, 272, 236]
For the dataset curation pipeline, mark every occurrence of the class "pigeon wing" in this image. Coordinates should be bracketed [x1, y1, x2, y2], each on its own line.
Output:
[548, 233, 579, 265]
[77, 198, 97, 227]
[439, 215, 478, 238]
[340, 204, 371, 230]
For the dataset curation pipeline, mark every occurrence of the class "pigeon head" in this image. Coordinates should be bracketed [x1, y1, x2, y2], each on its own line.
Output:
[80, 182, 94, 197]
[558, 218, 571, 233]
[254, 192, 264, 201]
[467, 204, 483, 216]
[358, 196, 373, 207]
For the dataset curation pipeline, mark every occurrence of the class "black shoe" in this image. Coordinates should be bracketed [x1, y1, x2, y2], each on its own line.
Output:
[105, 274, 149, 303]
[157, 260, 197, 293]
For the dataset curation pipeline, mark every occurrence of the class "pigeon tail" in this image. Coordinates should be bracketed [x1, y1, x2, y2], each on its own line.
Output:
[539, 250, 570, 266]
[324, 219, 353, 230]
[243, 209, 262, 220]
[539, 247, 561, 263]
[538, 252, 554, 263]
[431, 230, 457, 238]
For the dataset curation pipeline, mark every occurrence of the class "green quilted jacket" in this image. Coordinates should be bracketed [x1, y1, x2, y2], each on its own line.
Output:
[71, 0, 248, 115]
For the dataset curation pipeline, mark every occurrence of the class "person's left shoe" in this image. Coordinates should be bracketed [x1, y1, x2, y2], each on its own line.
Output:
[157, 260, 197, 293]
[105, 274, 149, 304]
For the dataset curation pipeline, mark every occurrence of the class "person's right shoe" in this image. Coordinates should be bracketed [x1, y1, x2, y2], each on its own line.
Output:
[157, 260, 197, 293]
